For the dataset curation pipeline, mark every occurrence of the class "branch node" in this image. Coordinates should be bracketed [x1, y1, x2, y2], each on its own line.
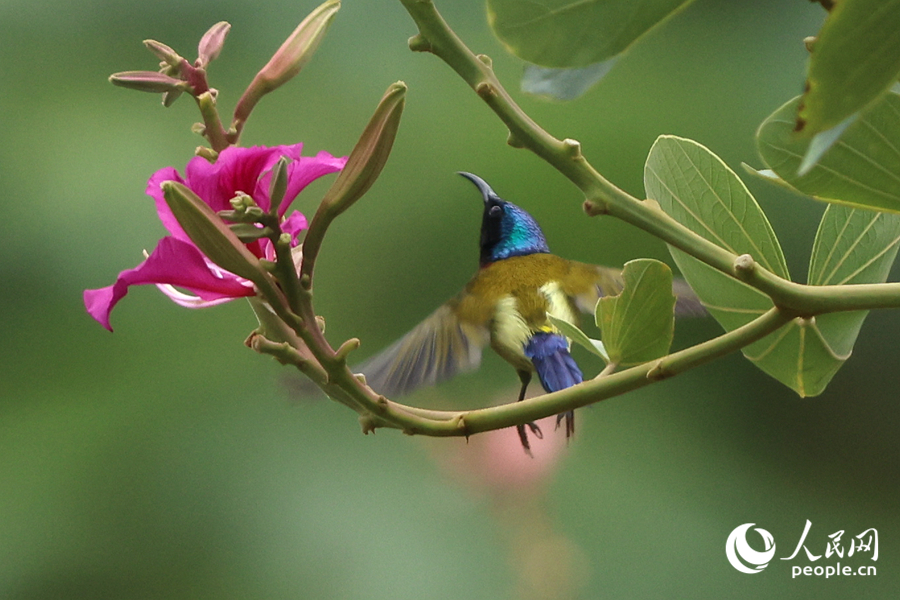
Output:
[244, 331, 305, 367]
[407, 33, 432, 53]
[300, 273, 312, 290]
[642, 198, 662, 211]
[454, 413, 470, 441]
[475, 81, 496, 99]
[244, 330, 260, 349]
[733, 254, 756, 280]
[334, 337, 361, 364]
[583, 198, 609, 216]
[562, 138, 582, 160]
[507, 130, 526, 148]
[476, 53, 493, 68]
[359, 414, 378, 435]
[315, 315, 326, 333]
[646, 359, 672, 381]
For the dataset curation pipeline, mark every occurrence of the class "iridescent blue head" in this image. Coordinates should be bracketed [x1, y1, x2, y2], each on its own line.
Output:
[458, 172, 550, 267]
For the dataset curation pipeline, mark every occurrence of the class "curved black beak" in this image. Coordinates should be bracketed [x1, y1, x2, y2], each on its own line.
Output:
[457, 171, 500, 204]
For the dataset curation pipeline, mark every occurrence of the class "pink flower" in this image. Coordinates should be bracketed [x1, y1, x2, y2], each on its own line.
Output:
[85, 143, 346, 330]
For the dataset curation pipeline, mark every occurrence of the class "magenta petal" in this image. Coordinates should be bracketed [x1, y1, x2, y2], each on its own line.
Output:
[84, 236, 254, 331]
[281, 210, 308, 242]
[279, 151, 348, 217]
[185, 144, 303, 213]
[146, 166, 191, 242]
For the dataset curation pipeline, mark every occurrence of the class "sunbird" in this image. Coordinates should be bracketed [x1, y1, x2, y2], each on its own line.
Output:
[358, 172, 701, 452]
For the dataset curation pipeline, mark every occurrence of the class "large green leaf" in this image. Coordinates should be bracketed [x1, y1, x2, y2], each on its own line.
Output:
[797, 0, 900, 137]
[744, 206, 900, 396]
[645, 136, 821, 393]
[809, 206, 900, 288]
[596, 259, 675, 367]
[807, 205, 900, 362]
[756, 93, 900, 213]
[647, 136, 900, 395]
[486, 0, 696, 68]
[644, 135, 787, 329]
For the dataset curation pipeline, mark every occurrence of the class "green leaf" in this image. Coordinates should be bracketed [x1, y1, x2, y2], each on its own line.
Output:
[596, 259, 675, 367]
[744, 206, 900, 396]
[649, 136, 900, 395]
[757, 93, 900, 213]
[806, 205, 900, 372]
[521, 58, 617, 101]
[487, 0, 696, 68]
[798, 0, 900, 137]
[739, 321, 847, 397]
[644, 135, 788, 327]
[797, 113, 857, 176]
[644, 136, 824, 392]
[547, 314, 609, 362]
[809, 206, 900, 288]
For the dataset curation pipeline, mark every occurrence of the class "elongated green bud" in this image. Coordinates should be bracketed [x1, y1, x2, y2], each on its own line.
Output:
[232, 0, 340, 128]
[268, 156, 290, 216]
[161, 181, 267, 282]
[321, 81, 406, 216]
[229, 223, 274, 243]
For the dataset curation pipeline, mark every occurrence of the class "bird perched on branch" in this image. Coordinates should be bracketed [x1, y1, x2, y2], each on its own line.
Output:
[358, 172, 701, 452]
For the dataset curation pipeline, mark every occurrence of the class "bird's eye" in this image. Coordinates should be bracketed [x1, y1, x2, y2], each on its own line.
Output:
[489, 205, 502, 218]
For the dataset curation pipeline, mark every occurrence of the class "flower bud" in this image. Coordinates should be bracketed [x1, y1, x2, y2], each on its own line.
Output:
[162, 89, 184, 107]
[109, 71, 186, 93]
[161, 181, 266, 282]
[229, 223, 273, 243]
[232, 0, 340, 128]
[143, 39, 183, 68]
[268, 156, 290, 216]
[197, 21, 231, 67]
[320, 81, 406, 216]
[219, 193, 265, 223]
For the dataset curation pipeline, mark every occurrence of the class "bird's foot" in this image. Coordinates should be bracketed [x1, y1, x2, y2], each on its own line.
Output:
[516, 421, 543, 457]
[555, 410, 575, 439]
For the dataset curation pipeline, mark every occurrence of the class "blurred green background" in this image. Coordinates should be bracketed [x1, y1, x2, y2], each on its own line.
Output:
[1, 0, 897, 598]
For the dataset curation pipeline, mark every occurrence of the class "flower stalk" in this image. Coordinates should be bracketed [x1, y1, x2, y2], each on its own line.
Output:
[301, 81, 406, 284]
[231, 0, 341, 142]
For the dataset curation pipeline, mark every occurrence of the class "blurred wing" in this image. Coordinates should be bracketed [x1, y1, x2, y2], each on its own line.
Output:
[571, 265, 705, 317]
[357, 303, 489, 397]
[569, 265, 623, 313]
[671, 277, 706, 316]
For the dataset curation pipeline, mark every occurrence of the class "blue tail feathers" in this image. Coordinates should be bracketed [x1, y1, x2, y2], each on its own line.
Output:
[524, 331, 583, 393]
[524, 331, 581, 438]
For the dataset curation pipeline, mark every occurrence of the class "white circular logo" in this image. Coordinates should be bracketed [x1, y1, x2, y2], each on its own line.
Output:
[726, 523, 776, 573]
